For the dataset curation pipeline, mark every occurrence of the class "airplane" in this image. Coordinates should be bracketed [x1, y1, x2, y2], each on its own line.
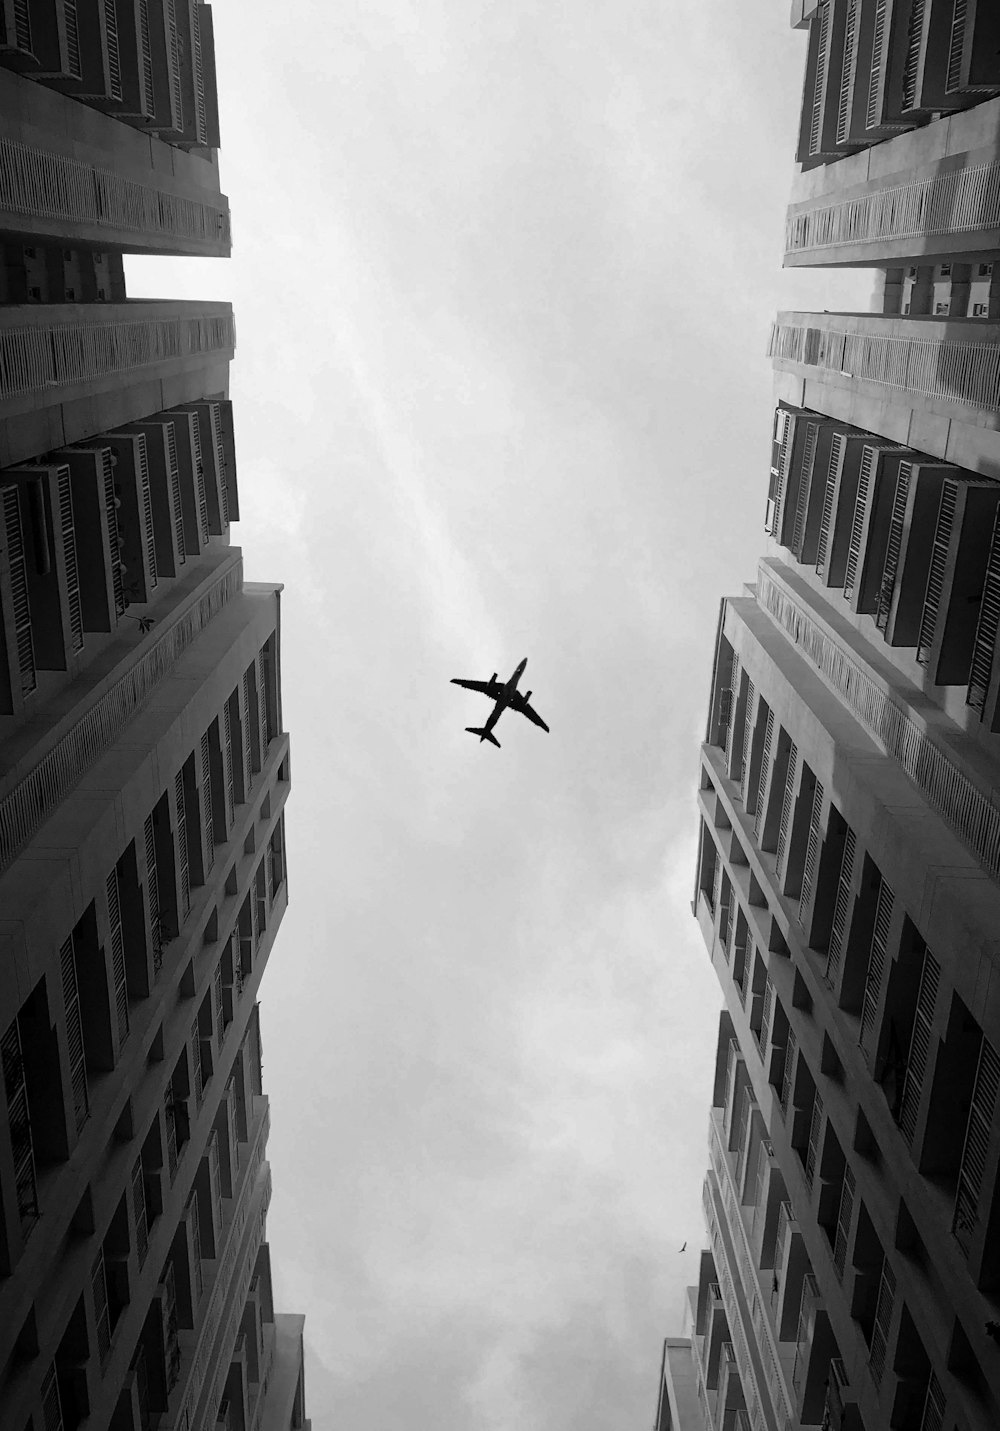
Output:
[451, 657, 549, 747]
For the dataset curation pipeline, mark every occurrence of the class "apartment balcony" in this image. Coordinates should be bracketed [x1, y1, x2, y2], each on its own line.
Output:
[53, 444, 127, 629]
[859, 0, 925, 141]
[0, 304, 235, 414]
[773, 1200, 809, 1342]
[822, 1356, 863, 1431]
[155, 408, 210, 555]
[83, 432, 159, 605]
[0, 482, 37, 715]
[967, 503, 1000, 729]
[840, 445, 910, 615]
[943, 0, 1000, 98]
[790, 1273, 837, 1426]
[796, 0, 865, 164]
[116, 420, 188, 578]
[875, 460, 956, 645]
[2, 464, 83, 672]
[169, 399, 236, 533]
[749, 1139, 786, 1271]
[124, 0, 217, 149]
[701, 1283, 728, 1390]
[891, 1368, 949, 1431]
[914, 477, 1000, 686]
[0, 0, 82, 82]
[722, 1037, 752, 1152]
[770, 311, 1000, 424]
[813, 432, 875, 590]
[115, 1346, 153, 1431]
[714, 1342, 746, 1431]
[766, 406, 826, 545]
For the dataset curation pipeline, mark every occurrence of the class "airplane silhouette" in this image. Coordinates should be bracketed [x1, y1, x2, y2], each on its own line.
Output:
[451, 657, 549, 748]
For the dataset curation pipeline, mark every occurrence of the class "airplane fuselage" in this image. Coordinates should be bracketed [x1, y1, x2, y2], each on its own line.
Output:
[481, 657, 527, 735]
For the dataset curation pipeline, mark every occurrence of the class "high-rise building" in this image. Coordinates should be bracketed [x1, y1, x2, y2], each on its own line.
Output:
[664, 10, 1000, 1431]
[0, 9, 307, 1431]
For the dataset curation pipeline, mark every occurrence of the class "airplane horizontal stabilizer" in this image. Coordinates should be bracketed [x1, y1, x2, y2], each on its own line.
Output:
[466, 726, 501, 748]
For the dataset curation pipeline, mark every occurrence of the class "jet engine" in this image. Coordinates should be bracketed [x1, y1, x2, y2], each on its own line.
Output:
[524, 690, 531, 702]
[490, 672, 497, 683]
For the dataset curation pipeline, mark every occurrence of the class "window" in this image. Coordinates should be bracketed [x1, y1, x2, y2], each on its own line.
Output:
[907, 266, 917, 278]
[28, 287, 41, 301]
[973, 303, 989, 317]
[978, 263, 993, 278]
[902, 302, 910, 314]
[23, 246, 36, 259]
[934, 302, 949, 315]
[64, 289, 75, 302]
[939, 263, 952, 277]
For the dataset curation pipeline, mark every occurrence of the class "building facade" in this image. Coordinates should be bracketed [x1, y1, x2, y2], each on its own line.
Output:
[0, 6, 308, 1431]
[654, 1336, 710, 1431]
[668, 11, 1000, 1431]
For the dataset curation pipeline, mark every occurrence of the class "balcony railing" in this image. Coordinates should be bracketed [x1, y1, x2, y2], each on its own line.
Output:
[769, 315, 1000, 414]
[824, 1357, 849, 1431]
[0, 306, 236, 403]
[920, 1371, 946, 1431]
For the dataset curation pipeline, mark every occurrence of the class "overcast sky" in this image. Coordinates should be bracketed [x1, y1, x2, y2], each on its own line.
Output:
[129, 3, 870, 1426]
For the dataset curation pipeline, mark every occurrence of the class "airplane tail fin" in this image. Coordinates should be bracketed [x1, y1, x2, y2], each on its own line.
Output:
[466, 726, 501, 748]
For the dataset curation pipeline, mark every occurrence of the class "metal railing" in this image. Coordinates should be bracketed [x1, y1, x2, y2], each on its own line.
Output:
[0, 137, 230, 245]
[786, 159, 1000, 254]
[768, 319, 1000, 414]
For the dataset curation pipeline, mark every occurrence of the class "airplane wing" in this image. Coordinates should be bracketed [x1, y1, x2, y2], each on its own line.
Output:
[516, 697, 549, 732]
[451, 677, 503, 698]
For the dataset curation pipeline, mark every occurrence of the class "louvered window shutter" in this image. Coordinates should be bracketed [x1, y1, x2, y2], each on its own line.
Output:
[57, 469, 84, 652]
[199, 732, 214, 874]
[214, 960, 225, 1045]
[175, 771, 190, 919]
[106, 867, 130, 1045]
[240, 672, 254, 788]
[188, 1193, 204, 1299]
[91, 1249, 111, 1364]
[131, 1156, 148, 1267]
[136, 432, 158, 589]
[257, 651, 269, 752]
[144, 813, 163, 972]
[60, 936, 89, 1130]
[223, 700, 236, 821]
[190, 1016, 203, 1104]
